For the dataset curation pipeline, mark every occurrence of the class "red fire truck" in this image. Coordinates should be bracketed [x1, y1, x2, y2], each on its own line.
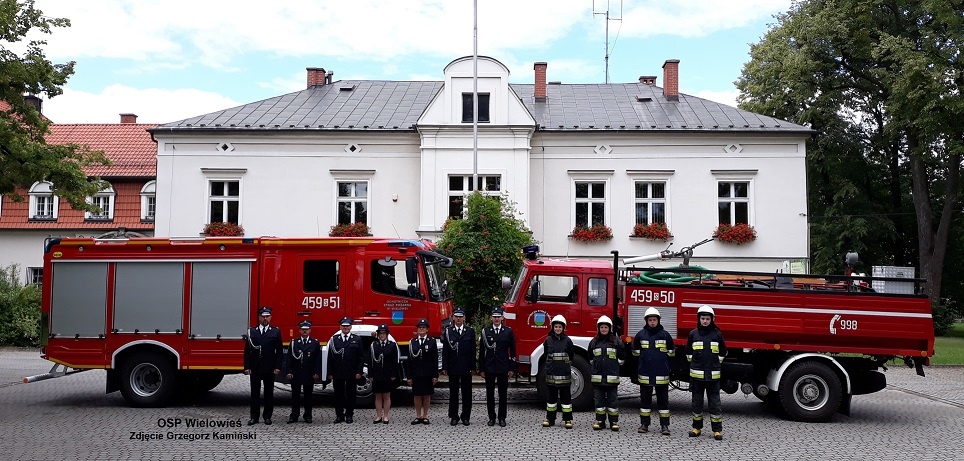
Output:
[502, 242, 935, 422]
[30, 236, 454, 407]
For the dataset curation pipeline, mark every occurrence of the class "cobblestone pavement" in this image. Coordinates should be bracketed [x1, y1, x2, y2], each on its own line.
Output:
[2, 348, 963, 461]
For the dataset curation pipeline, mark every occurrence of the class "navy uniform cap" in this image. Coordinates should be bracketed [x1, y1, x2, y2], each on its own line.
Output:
[258, 306, 272, 316]
[416, 318, 430, 328]
[453, 308, 465, 317]
[490, 307, 504, 317]
[339, 317, 353, 326]
[376, 324, 390, 333]
[298, 320, 312, 329]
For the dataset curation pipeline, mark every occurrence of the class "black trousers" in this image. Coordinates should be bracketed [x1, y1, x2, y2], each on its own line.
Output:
[289, 382, 314, 419]
[448, 374, 472, 421]
[690, 380, 722, 432]
[484, 372, 508, 420]
[546, 384, 572, 421]
[639, 384, 669, 426]
[249, 372, 275, 420]
[332, 378, 357, 417]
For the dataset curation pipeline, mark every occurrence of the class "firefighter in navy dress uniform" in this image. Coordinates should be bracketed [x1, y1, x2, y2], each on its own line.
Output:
[327, 316, 364, 423]
[244, 306, 283, 425]
[542, 314, 575, 429]
[632, 307, 675, 435]
[369, 323, 400, 424]
[589, 315, 625, 431]
[478, 307, 517, 427]
[286, 320, 321, 424]
[406, 318, 439, 424]
[441, 308, 476, 426]
[687, 305, 727, 440]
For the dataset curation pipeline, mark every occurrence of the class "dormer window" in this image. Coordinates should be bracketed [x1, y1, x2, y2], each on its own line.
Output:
[28, 181, 58, 220]
[86, 184, 115, 221]
[140, 180, 156, 222]
[461, 93, 490, 123]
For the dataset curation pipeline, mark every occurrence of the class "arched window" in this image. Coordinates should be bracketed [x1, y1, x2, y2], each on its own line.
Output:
[28, 181, 58, 220]
[86, 183, 115, 221]
[140, 180, 156, 221]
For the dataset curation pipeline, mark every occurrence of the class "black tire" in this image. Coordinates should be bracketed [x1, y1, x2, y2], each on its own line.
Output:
[194, 371, 224, 392]
[778, 361, 842, 422]
[569, 355, 593, 411]
[119, 351, 177, 407]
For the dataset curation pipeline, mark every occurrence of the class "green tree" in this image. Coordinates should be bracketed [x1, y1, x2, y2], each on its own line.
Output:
[736, 0, 964, 305]
[436, 192, 537, 324]
[0, 0, 108, 210]
[0, 264, 41, 347]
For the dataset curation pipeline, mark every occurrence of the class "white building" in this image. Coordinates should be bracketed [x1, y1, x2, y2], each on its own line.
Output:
[150, 57, 811, 271]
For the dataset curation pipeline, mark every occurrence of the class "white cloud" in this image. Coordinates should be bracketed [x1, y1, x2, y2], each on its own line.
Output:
[692, 89, 741, 109]
[618, 0, 791, 38]
[42, 86, 241, 124]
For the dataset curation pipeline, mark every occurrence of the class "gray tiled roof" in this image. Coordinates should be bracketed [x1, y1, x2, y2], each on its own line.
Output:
[152, 80, 810, 134]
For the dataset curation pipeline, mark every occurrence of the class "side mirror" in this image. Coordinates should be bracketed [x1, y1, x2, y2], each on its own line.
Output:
[501, 276, 513, 290]
[526, 280, 540, 304]
[405, 257, 419, 284]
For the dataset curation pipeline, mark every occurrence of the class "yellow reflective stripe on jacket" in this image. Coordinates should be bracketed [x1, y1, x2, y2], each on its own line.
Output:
[710, 341, 719, 354]
[692, 341, 704, 350]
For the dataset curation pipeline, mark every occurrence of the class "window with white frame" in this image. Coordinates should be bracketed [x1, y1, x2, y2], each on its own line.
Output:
[209, 180, 240, 224]
[140, 180, 156, 222]
[85, 184, 115, 221]
[28, 181, 58, 220]
[718, 181, 751, 225]
[461, 93, 490, 123]
[447, 174, 501, 220]
[337, 181, 369, 225]
[574, 181, 607, 227]
[634, 181, 667, 225]
[28, 267, 43, 286]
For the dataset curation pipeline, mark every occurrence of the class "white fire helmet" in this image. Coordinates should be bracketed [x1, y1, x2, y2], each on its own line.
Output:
[550, 314, 567, 328]
[644, 307, 661, 320]
[597, 315, 613, 328]
[697, 305, 715, 319]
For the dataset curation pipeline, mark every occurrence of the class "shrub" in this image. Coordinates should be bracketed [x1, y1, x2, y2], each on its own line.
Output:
[632, 222, 673, 241]
[329, 222, 372, 237]
[0, 265, 42, 347]
[570, 224, 613, 243]
[933, 298, 960, 336]
[202, 221, 244, 236]
[713, 223, 757, 244]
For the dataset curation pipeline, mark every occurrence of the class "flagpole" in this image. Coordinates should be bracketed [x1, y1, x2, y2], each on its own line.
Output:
[472, 0, 478, 192]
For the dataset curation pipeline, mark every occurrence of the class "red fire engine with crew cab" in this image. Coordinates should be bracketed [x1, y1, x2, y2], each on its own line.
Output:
[30, 236, 454, 407]
[501, 241, 934, 422]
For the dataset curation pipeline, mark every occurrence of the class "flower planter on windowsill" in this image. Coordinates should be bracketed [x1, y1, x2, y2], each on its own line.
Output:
[712, 223, 756, 245]
[329, 222, 372, 237]
[569, 224, 613, 243]
[202, 221, 244, 237]
[630, 223, 673, 242]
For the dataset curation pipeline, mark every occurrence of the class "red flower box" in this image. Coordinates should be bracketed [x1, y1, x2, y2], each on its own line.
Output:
[570, 224, 613, 243]
[202, 221, 244, 237]
[713, 223, 757, 244]
[632, 222, 673, 241]
[329, 222, 372, 237]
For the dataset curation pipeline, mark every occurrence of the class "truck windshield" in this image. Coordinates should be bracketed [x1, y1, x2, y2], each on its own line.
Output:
[505, 266, 528, 304]
[424, 261, 452, 302]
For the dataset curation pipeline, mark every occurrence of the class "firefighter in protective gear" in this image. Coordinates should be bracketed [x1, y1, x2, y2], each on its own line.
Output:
[542, 314, 575, 429]
[589, 315, 625, 431]
[687, 304, 727, 440]
[632, 307, 675, 435]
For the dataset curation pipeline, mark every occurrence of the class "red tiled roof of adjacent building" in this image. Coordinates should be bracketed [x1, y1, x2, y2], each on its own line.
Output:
[0, 181, 153, 231]
[46, 123, 159, 177]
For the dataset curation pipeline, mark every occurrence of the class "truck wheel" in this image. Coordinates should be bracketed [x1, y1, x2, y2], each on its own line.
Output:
[120, 352, 177, 407]
[569, 355, 593, 411]
[194, 371, 224, 392]
[778, 361, 842, 422]
[355, 378, 375, 408]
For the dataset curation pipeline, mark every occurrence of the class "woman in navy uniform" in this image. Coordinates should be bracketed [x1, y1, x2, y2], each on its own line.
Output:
[542, 314, 575, 429]
[589, 315, 625, 431]
[327, 316, 364, 423]
[687, 305, 727, 440]
[632, 307, 675, 435]
[406, 318, 439, 424]
[369, 323, 400, 424]
[286, 320, 321, 424]
[244, 306, 283, 425]
[478, 307, 517, 427]
[441, 308, 476, 426]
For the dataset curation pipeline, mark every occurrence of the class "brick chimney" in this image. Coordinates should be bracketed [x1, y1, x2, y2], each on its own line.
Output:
[120, 113, 137, 124]
[307, 67, 327, 88]
[22, 94, 42, 113]
[638, 75, 657, 86]
[662, 59, 680, 101]
[534, 62, 547, 100]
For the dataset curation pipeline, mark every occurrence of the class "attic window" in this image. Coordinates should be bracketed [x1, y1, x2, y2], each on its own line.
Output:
[461, 93, 490, 123]
[636, 95, 652, 102]
[340, 85, 355, 92]
[216, 142, 235, 152]
[345, 143, 361, 153]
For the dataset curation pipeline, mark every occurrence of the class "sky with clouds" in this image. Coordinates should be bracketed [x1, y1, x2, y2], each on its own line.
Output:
[22, 0, 793, 124]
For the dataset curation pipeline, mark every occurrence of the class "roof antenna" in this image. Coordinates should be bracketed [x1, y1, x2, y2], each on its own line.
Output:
[593, 0, 623, 84]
